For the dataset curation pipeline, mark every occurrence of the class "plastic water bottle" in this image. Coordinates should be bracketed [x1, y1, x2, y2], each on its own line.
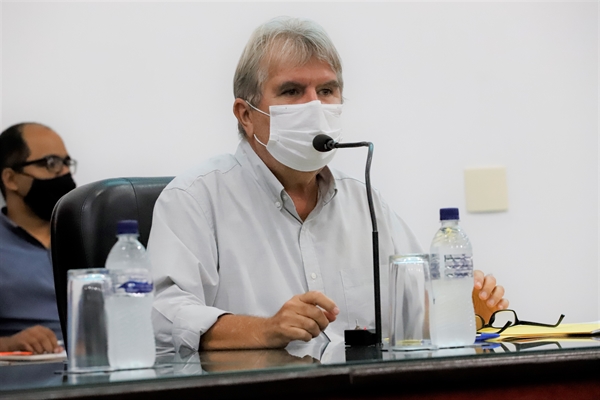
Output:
[429, 208, 476, 348]
[105, 220, 156, 370]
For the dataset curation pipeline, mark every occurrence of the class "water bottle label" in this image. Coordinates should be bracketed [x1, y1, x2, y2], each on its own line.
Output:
[118, 280, 153, 294]
[443, 254, 473, 278]
[429, 254, 473, 279]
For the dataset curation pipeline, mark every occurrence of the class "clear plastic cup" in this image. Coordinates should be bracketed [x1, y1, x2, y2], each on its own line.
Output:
[388, 254, 435, 351]
[67, 268, 112, 372]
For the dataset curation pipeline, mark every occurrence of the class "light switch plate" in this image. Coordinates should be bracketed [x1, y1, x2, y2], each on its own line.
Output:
[464, 167, 508, 213]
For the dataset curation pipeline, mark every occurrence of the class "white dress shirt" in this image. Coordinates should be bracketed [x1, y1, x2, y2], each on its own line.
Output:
[148, 139, 422, 354]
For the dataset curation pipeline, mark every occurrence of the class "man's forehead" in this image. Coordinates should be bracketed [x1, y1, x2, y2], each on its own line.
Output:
[22, 124, 66, 157]
[266, 59, 338, 86]
[22, 123, 54, 137]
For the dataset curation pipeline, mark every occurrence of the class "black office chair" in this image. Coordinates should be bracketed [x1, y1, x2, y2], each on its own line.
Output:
[51, 176, 173, 346]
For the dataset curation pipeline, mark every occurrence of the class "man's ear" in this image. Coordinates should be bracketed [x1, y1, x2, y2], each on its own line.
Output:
[233, 98, 254, 139]
[1, 168, 19, 192]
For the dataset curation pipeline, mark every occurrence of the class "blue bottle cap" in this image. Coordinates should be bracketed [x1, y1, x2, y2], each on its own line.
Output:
[116, 220, 139, 235]
[440, 208, 459, 221]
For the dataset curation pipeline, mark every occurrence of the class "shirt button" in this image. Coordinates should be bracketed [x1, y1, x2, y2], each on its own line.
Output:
[275, 201, 281, 208]
[311, 273, 317, 280]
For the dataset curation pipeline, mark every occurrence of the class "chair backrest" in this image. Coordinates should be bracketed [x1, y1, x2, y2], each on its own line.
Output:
[51, 176, 173, 344]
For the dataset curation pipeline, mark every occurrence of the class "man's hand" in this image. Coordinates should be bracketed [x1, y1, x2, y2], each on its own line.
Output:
[0, 325, 63, 354]
[262, 291, 339, 348]
[472, 270, 509, 323]
[200, 291, 339, 350]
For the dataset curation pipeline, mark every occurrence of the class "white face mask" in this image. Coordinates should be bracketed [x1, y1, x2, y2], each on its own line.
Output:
[247, 100, 343, 172]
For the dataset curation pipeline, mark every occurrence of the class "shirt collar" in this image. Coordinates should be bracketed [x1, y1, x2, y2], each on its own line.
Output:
[0, 207, 47, 249]
[317, 166, 337, 205]
[1, 207, 18, 229]
[235, 139, 338, 205]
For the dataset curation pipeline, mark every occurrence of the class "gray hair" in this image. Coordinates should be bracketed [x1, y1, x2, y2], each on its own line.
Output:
[233, 16, 344, 136]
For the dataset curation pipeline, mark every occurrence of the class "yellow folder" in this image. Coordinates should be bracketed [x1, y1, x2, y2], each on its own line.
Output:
[480, 322, 600, 341]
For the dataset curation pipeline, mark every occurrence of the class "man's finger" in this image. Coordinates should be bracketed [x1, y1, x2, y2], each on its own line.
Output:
[33, 326, 58, 353]
[26, 326, 59, 354]
[38, 335, 56, 354]
[21, 342, 35, 353]
[28, 337, 45, 354]
[45, 329, 59, 351]
[478, 274, 497, 300]
[292, 315, 323, 339]
[322, 310, 337, 322]
[473, 270, 484, 289]
[297, 303, 330, 331]
[497, 298, 510, 310]
[298, 291, 339, 316]
[486, 285, 506, 308]
[284, 326, 314, 343]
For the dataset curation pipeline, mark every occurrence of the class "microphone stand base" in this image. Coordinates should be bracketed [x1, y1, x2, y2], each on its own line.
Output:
[344, 329, 379, 347]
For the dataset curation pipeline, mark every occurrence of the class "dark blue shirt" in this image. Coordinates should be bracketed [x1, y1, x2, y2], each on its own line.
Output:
[0, 207, 62, 339]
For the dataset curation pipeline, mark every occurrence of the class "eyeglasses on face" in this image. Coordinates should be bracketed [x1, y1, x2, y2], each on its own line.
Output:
[476, 309, 565, 334]
[13, 155, 77, 175]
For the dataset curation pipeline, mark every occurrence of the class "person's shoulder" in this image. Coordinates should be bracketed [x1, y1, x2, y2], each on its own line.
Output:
[329, 167, 366, 188]
[0, 209, 18, 242]
[166, 153, 240, 192]
[329, 167, 388, 202]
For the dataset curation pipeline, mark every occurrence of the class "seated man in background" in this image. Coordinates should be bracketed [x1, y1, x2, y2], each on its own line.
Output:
[0, 123, 77, 354]
[148, 16, 509, 354]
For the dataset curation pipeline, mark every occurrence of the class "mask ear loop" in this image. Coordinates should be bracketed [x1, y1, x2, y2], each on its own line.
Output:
[245, 100, 270, 117]
[254, 135, 268, 147]
[245, 100, 272, 147]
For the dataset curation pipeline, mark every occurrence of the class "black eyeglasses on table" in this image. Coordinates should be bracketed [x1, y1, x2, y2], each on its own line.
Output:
[476, 309, 565, 334]
[12, 155, 77, 175]
[481, 340, 563, 354]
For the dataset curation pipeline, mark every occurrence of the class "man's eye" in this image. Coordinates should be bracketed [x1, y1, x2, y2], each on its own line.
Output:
[319, 88, 333, 96]
[282, 89, 299, 96]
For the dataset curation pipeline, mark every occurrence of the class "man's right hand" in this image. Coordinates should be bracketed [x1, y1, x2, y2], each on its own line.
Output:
[200, 291, 339, 350]
[261, 291, 339, 348]
[0, 325, 63, 354]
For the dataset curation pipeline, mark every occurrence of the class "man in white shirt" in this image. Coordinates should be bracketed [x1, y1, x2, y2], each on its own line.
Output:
[148, 16, 508, 355]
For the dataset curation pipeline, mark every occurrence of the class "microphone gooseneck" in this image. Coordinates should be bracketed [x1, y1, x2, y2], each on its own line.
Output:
[314, 134, 381, 347]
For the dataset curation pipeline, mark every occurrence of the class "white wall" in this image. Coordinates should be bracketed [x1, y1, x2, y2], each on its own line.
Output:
[2, 1, 598, 324]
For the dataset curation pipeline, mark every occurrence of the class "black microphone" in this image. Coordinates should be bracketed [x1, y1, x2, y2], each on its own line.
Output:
[313, 134, 371, 151]
[313, 134, 336, 152]
[313, 134, 382, 347]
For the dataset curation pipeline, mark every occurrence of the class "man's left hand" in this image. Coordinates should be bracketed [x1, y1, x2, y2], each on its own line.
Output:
[473, 270, 509, 323]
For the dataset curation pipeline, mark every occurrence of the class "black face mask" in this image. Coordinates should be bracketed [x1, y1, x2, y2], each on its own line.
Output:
[23, 173, 77, 221]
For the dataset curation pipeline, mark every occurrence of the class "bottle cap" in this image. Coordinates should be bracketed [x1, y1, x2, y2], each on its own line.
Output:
[116, 220, 139, 235]
[440, 208, 459, 221]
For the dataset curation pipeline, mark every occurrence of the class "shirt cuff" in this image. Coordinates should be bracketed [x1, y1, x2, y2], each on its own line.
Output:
[171, 304, 228, 355]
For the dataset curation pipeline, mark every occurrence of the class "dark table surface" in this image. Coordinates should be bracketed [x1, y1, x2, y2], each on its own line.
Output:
[1, 337, 600, 399]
